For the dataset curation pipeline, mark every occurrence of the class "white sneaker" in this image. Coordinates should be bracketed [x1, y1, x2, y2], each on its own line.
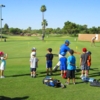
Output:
[1, 76, 5, 78]
[80, 75, 83, 78]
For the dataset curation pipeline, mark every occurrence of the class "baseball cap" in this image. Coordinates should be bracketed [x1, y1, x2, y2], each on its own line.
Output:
[61, 52, 66, 56]
[32, 47, 36, 51]
[82, 48, 87, 52]
[87, 51, 92, 55]
[65, 40, 70, 44]
[0, 51, 4, 56]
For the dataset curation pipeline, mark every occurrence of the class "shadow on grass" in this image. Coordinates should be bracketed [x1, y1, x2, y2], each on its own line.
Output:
[89, 72, 100, 77]
[90, 68, 99, 71]
[6, 73, 30, 77]
[0, 96, 29, 100]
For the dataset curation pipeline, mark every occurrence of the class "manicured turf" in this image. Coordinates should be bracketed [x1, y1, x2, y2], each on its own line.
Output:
[0, 35, 100, 100]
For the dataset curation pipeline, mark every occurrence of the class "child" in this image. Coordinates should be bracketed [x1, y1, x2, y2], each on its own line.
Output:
[66, 49, 76, 85]
[45, 48, 53, 76]
[59, 52, 67, 78]
[87, 51, 92, 74]
[80, 48, 89, 78]
[0, 52, 8, 78]
[30, 47, 36, 58]
[30, 52, 38, 78]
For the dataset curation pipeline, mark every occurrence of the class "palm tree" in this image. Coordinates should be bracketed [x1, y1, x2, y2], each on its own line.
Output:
[40, 5, 46, 21]
[41, 19, 48, 40]
[41, 19, 48, 30]
[40, 5, 47, 40]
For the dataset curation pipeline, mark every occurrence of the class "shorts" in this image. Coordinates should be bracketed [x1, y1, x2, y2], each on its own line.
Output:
[67, 70, 75, 78]
[60, 66, 67, 71]
[46, 61, 52, 68]
[0, 62, 5, 70]
[30, 68, 36, 72]
[87, 66, 90, 70]
[81, 65, 89, 70]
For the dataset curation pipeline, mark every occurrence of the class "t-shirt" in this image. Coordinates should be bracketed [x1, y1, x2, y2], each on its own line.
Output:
[30, 57, 38, 68]
[59, 44, 70, 55]
[80, 53, 88, 66]
[67, 55, 76, 70]
[30, 52, 36, 58]
[45, 53, 53, 61]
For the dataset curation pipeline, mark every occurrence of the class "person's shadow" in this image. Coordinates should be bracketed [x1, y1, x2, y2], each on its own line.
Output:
[0, 96, 29, 100]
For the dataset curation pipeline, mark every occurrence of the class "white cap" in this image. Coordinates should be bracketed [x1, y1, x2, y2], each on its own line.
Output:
[32, 47, 36, 51]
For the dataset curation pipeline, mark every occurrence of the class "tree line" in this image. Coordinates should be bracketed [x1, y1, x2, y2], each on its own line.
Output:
[1, 21, 100, 36]
[1, 5, 100, 36]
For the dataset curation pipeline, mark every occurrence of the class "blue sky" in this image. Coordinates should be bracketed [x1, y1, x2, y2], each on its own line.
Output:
[0, 0, 100, 29]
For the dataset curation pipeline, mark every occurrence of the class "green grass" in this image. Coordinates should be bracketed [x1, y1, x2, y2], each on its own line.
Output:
[0, 35, 100, 100]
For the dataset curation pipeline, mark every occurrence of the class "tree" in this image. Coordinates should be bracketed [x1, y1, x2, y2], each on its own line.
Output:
[27, 27, 32, 33]
[40, 5, 47, 40]
[41, 19, 48, 32]
[9, 28, 22, 35]
[3, 23, 9, 34]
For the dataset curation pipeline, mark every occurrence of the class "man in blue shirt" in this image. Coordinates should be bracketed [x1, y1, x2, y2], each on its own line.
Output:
[53, 40, 70, 71]
[53, 40, 80, 71]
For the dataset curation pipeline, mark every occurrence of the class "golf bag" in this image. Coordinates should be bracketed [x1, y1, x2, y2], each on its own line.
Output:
[43, 76, 65, 88]
[90, 79, 100, 87]
[81, 76, 96, 82]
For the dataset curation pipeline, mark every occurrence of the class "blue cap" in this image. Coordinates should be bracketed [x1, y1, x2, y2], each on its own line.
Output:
[65, 40, 70, 44]
[61, 52, 66, 56]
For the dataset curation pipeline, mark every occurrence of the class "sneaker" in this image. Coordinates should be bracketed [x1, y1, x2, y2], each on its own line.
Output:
[65, 82, 69, 85]
[80, 75, 83, 78]
[61, 84, 66, 88]
[61, 74, 63, 77]
[0, 76, 5, 78]
[73, 82, 76, 85]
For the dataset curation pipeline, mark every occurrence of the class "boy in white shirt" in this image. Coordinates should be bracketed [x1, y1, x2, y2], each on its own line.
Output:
[30, 52, 38, 78]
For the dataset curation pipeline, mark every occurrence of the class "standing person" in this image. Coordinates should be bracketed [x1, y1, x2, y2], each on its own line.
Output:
[87, 51, 92, 74]
[30, 47, 36, 58]
[80, 48, 89, 78]
[0, 52, 8, 78]
[30, 52, 39, 78]
[45, 48, 53, 76]
[42, 34, 45, 41]
[66, 49, 76, 85]
[59, 52, 67, 78]
[53, 40, 80, 71]
[91, 36, 96, 46]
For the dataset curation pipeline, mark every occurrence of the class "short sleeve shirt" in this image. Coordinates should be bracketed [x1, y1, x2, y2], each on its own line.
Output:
[30, 57, 38, 68]
[59, 44, 70, 55]
[67, 55, 76, 70]
[81, 53, 88, 66]
[45, 53, 53, 61]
